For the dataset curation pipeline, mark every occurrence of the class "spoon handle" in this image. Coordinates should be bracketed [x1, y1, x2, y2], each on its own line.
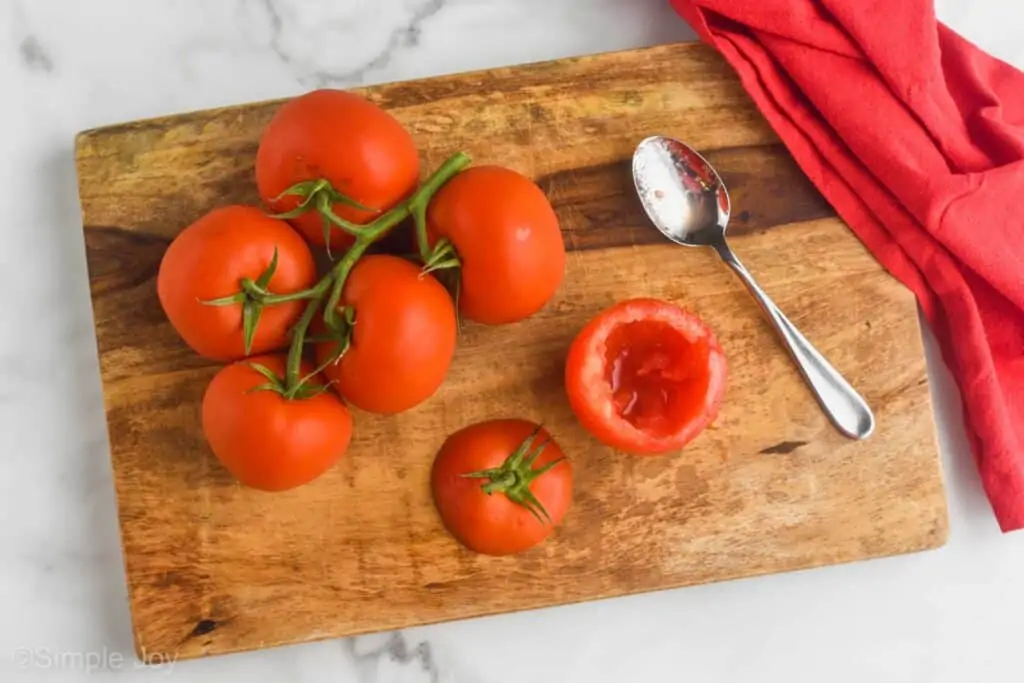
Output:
[714, 240, 876, 440]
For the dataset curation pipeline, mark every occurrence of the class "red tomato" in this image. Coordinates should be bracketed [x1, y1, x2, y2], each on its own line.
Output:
[255, 89, 421, 251]
[314, 255, 456, 414]
[431, 419, 572, 556]
[201, 355, 353, 491]
[157, 205, 317, 361]
[426, 165, 565, 325]
[564, 298, 727, 455]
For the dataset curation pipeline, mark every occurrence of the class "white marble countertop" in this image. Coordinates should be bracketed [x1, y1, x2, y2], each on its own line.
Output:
[3, 0, 1024, 681]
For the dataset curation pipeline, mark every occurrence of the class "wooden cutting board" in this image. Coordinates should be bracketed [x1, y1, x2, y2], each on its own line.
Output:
[75, 42, 948, 662]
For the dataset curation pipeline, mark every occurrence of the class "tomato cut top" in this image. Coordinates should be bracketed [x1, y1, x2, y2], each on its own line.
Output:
[565, 298, 727, 455]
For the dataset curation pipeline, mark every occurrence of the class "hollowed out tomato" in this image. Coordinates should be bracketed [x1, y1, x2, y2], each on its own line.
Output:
[564, 298, 727, 455]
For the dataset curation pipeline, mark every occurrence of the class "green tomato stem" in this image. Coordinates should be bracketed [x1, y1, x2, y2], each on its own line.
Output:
[412, 197, 431, 263]
[322, 242, 369, 330]
[278, 151, 472, 398]
[322, 151, 473, 324]
[412, 153, 470, 263]
[284, 296, 324, 392]
[241, 279, 328, 305]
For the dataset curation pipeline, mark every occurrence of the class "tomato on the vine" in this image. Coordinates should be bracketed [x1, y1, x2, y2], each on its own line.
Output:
[157, 205, 317, 362]
[255, 89, 421, 251]
[314, 255, 457, 415]
[564, 298, 727, 455]
[425, 165, 566, 325]
[201, 354, 353, 492]
[431, 419, 572, 555]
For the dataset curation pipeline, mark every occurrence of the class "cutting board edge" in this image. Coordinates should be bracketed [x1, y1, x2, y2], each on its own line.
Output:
[910, 308, 951, 539]
[135, 513, 949, 663]
[72, 41, 710, 153]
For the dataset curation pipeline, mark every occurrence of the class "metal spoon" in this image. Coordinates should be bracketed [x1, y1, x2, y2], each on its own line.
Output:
[631, 135, 875, 440]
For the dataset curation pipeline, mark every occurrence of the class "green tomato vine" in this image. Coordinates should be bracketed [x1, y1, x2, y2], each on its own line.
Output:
[201, 151, 473, 399]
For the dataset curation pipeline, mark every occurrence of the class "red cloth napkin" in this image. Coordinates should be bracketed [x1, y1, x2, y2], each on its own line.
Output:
[668, 0, 1024, 531]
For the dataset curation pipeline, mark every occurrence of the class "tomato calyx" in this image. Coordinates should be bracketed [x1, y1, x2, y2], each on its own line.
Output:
[412, 193, 462, 277]
[199, 247, 330, 356]
[246, 360, 332, 401]
[306, 305, 356, 367]
[421, 238, 461, 276]
[200, 246, 281, 356]
[268, 178, 380, 257]
[412, 202, 463, 328]
[199, 247, 277, 356]
[460, 425, 566, 524]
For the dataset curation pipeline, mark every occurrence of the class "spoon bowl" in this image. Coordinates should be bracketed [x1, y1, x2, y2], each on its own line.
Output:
[631, 135, 875, 440]
[632, 136, 731, 247]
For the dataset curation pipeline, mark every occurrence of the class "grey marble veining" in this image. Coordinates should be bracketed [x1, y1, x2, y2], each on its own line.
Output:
[18, 35, 53, 73]
[2, 0, 1024, 681]
[248, 0, 452, 87]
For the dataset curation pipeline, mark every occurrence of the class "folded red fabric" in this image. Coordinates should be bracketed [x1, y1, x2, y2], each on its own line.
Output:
[669, 0, 1024, 531]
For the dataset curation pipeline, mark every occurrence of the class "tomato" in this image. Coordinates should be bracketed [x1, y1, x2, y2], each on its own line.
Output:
[201, 354, 353, 491]
[157, 205, 317, 362]
[314, 255, 456, 414]
[564, 298, 727, 455]
[255, 89, 421, 251]
[431, 419, 572, 556]
[426, 165, 566, 325]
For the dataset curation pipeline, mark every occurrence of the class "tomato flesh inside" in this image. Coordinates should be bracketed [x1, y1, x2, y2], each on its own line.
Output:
[604, 320, 711, 439]
[566, 298, 727, 455]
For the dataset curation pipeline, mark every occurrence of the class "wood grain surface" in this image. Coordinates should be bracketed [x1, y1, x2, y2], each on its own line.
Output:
[74, 42, 948, 662]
